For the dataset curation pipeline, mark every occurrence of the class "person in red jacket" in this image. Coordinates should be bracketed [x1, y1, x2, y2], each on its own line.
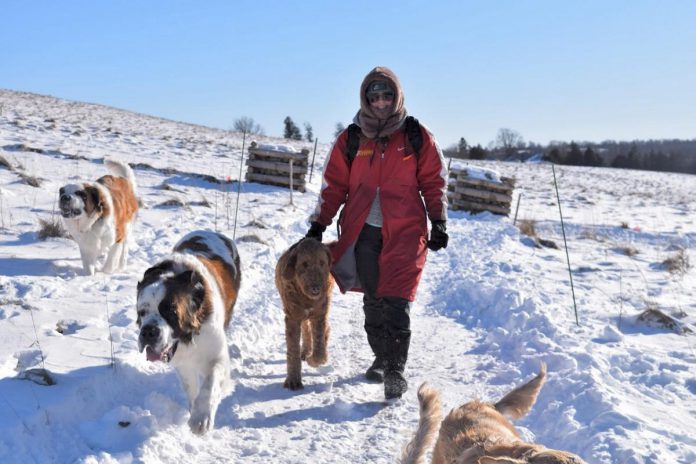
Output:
[306, 66, 448, 399]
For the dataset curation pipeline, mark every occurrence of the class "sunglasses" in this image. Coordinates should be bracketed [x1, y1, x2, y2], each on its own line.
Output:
[367, 91, 395, 104]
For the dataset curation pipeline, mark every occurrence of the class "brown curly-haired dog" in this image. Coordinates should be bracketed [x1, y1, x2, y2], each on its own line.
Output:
[399, 363, 586, 464]
[275, 238, 334, 390]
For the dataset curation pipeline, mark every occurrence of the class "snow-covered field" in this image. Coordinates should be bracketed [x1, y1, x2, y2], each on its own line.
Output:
[0, 89, 694, 463]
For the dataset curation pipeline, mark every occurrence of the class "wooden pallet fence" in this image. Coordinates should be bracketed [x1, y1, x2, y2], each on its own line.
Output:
[245, 142, 309, 192]
[447, 167, 515, 216]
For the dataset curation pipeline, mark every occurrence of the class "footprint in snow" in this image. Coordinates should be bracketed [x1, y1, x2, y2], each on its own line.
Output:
[56, 319, 87, 335]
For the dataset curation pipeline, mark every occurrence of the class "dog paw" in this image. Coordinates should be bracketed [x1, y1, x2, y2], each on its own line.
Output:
[306, 353, 327, 367]
[283, 377, 304, 390]
[300, 349, 312, 361]
[188, 411, 212, 435]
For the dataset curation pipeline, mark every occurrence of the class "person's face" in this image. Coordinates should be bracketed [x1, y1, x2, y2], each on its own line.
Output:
[367, 91, 394, 118]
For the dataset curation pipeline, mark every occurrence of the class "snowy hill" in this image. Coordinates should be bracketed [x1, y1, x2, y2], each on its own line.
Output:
[0, 89, 694, 463]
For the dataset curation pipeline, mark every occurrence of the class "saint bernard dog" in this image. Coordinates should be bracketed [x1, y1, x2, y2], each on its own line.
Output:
[59, 159, 138, 275]
[136, 230, 241, 435]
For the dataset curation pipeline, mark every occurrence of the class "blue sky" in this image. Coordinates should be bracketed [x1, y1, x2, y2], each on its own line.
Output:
[2, 1, 695, 148]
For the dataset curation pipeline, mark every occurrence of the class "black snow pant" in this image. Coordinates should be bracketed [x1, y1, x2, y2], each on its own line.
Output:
[355, 224, 411, 375]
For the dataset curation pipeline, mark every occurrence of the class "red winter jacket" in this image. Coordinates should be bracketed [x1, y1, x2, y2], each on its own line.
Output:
[310, 123, 448, 301]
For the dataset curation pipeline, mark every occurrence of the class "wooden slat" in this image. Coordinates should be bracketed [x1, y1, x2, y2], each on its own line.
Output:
[450, 186, 512, 203]
[246, 159, 308, 174]
[449, 198, 510, 215]
[248, 148, 308, 162]
[448, 191, 511, 208]
[454, 177, 514, 194]
[245, 172, 306, 190]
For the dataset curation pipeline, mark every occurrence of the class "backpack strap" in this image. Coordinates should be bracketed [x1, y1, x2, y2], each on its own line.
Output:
[404, 115, 423, 158]
[344, 123, 362, 167]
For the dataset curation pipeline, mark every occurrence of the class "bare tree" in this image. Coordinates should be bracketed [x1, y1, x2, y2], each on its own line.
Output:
[495, 128, 524, 155]
[232, 116, 265, 135]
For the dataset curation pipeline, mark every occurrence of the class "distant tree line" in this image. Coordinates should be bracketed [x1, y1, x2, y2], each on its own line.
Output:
[542, 139, 696, 174]
[443, 128, 696, 175]
[231, 116, 315, 143]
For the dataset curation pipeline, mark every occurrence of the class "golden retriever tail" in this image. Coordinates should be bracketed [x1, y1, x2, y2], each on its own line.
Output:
[494, 362, 547, 420]
[398, 382, 443, 464]
[104, 158, 138, 196]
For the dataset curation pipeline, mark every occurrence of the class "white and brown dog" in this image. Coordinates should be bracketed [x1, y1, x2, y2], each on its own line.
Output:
[59, 159, 138, 275]
[399, 364, 586, 464]
[136, 230, 241, 435]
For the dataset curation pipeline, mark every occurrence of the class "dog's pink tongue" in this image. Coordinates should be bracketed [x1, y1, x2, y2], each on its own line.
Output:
[145, 346, 164, 362]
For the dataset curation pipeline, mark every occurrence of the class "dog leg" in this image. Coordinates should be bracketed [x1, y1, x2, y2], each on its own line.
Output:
[283, 317, 303, 390]
[188, 357, 229, 435]
[79, 246, 97, 276]
[306, 316, 329, 367]
[300, 319, 313, 361]
[177, 365, 200, 411]
[119, 225, 131, 270]
[102, 242, 122, 273]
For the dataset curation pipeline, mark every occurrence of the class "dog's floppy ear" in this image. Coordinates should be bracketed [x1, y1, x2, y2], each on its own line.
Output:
[59, 187, 65, 196]
[188, 271, 207, 312]
[84, 185, 103, 213]
[165, 270, 208, 342]
[282, 248, 298, 281]
[324, 246, 333, 266]
[174, 270, 205, 315]
[174, 270, 206, 309]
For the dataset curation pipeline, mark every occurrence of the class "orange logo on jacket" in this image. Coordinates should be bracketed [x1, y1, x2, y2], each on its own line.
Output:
[356, 149, 372, 158]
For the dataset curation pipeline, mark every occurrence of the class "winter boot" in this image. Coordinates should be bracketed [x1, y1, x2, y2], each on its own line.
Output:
[365, 357, 385, 382]
[384, 369, 408, 399]
[365, 331, 385, 382]
[383, 335, 410, 399]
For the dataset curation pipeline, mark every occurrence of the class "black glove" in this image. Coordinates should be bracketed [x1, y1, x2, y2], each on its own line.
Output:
[305, 221, 326, 242]
[427, 220, 448, 251]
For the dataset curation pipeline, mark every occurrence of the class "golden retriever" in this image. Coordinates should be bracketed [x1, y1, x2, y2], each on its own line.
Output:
[275, 238, 334, 390]
[399, 363, 586, 464]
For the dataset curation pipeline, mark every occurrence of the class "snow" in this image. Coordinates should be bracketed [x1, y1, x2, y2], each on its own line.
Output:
[448, 161, 502, 183]
[0, 89, 695, 463]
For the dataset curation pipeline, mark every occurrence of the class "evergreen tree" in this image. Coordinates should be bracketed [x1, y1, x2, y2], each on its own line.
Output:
[544, 147, 562, 163]
[283, 116, 302, 140]
[566, 142, 583, 165]
[304, 123, 314, 143]
[469, 144, 487, 160]
[457, 137, 468, 157]
[583, 147, 601, 167]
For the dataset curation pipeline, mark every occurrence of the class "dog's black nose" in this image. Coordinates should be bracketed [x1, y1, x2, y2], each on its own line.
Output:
[140, 324, 160, 341]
